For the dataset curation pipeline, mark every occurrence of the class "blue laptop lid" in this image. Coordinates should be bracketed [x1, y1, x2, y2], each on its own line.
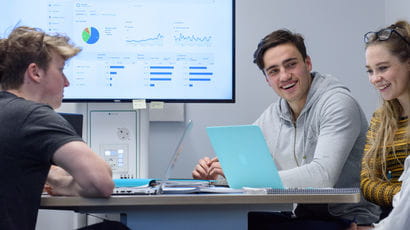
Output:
[206, 125, 284, 189]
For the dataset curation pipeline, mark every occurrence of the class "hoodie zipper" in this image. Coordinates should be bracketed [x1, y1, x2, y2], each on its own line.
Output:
[293, 122, 300, 167]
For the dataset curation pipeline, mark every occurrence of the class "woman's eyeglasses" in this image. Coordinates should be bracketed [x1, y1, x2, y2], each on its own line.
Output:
[364, 28, 410, 45]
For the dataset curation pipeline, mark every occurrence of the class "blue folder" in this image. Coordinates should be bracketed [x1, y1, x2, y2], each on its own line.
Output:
[113, 178, 156, 187]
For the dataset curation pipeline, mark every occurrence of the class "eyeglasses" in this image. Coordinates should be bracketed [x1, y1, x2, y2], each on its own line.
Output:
[364, 28, 410, 45]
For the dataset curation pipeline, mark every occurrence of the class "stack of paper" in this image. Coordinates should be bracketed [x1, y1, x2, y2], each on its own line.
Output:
[111, 178, 244, 195]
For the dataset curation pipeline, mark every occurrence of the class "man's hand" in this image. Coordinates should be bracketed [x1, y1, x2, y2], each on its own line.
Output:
[192, 157, 224, 180]
[44, 165, 80, 196]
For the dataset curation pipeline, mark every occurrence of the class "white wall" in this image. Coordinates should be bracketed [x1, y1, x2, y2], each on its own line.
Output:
[149, 0, 386, 179]
[385, 0, 410, 23]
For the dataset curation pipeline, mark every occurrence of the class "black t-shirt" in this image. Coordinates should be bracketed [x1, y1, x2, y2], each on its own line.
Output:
[0, 91, 83, 230]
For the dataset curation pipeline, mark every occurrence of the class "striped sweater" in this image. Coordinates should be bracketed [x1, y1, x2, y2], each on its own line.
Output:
[360, 113, 410, 207]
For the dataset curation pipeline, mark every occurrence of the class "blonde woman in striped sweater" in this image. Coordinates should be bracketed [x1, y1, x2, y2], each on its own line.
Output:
[361, 20, 410, 224]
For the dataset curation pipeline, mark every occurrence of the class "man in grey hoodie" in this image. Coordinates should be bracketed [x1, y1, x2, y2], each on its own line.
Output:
[193, 29, 380, 229]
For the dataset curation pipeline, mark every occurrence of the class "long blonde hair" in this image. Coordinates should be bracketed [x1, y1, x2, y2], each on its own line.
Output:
[364, 20, 410, 181]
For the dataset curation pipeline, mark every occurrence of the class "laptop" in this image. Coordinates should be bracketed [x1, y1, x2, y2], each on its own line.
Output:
[206, 125, 284, 189]
[112, 120, 194, 194]
[164, 120, 193, 180]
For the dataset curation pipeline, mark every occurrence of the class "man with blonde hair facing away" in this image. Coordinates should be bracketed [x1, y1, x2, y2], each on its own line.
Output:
[0, 26, 114, 230]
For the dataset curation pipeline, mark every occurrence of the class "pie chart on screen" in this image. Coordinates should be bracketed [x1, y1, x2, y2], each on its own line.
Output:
[82, 27, 100, 44]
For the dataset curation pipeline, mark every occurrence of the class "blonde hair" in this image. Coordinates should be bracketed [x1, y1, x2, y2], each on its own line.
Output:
[364, 20, 410, 181]
[0, 26, 81, 90]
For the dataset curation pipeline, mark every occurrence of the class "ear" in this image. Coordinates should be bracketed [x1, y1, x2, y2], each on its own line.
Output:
[305, 55, 313, 72]
[26, 63, 42, 83]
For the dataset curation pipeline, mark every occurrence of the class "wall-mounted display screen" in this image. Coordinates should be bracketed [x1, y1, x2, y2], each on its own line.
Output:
[1, 0, 235, 102]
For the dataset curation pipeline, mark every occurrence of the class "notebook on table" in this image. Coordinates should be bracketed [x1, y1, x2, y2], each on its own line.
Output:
[206, 125, 284, 189]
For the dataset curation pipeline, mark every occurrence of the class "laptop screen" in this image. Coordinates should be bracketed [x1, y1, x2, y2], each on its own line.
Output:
[164, 120, 193, 180]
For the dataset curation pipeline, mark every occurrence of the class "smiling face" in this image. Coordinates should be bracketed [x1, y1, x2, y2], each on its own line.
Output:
[365, 44, 410, 105]
[37, 50, 70, 109]
[262, 43, 312, 114]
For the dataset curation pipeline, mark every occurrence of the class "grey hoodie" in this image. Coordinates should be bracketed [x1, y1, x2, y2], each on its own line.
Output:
[254, 72, 380, 224]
